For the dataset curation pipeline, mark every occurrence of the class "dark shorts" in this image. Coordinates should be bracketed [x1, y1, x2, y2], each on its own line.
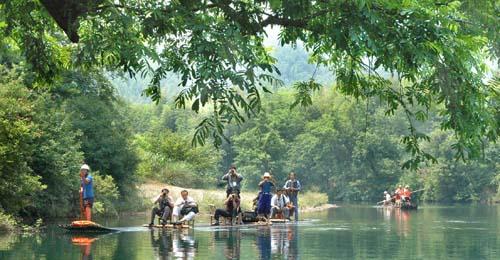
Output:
[83, 198, 94, 208]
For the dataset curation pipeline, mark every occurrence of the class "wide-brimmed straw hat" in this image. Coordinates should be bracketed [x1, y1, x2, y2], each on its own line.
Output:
[263, 172, 271, 178]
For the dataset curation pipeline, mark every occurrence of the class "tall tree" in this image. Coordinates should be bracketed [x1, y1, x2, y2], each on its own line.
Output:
[1, 0, 498, 167]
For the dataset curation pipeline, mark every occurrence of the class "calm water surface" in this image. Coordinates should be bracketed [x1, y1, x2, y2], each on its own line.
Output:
[1, 204, 499, 259]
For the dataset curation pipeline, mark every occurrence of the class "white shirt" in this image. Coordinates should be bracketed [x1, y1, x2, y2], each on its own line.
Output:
[174, 196, 196, 208]
[271, 194, 290, 208]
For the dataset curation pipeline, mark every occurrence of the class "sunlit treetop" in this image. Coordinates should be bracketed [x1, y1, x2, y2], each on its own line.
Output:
[1, 0, 498, 169]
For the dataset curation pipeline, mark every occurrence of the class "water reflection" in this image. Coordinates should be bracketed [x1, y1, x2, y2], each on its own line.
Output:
[214, 229, 241, 259]
[3, 205, 500, 259]
[71, 235, 98, 260]
[149, 229, 197, 260]
[256, 227, 271, 259]
[150, 230, 172, 260]
[254, 225, 299, 260]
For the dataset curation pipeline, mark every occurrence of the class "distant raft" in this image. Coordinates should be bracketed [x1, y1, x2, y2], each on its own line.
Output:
[381, 203, 418, 210]
[400, 204, 418, 210]
[59, 220, 118, 233]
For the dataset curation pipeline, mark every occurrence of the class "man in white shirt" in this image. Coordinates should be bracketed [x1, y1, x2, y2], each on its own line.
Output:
[172, 190, 198, 224]
[270, 189, 290, 219]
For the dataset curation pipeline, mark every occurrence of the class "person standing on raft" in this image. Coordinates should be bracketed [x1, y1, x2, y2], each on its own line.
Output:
[283, 172, 301, 221]
[257, 172, 275, 220]
[79, 164, 94, 221]
[222, 165, 243, 197]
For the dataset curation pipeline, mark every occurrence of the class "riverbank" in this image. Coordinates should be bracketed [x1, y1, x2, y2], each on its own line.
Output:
[138, 182, 334, 213]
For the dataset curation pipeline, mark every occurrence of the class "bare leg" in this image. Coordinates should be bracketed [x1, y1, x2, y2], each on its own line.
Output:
[85, 207, 92, 221]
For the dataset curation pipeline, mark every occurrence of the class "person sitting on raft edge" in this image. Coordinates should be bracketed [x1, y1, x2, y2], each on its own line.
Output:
[149, 188, 174, 227]
[270, 188, 291, 220]
[212, 190, 241, 226]
[222, 165, 243, 198]
[79, 164, 94, 221]
[172, 190, 198, 225]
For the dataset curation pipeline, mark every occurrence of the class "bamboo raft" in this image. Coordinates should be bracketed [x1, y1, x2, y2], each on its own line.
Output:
[142, 224, 191, 229]
[59, 221, 118, 233]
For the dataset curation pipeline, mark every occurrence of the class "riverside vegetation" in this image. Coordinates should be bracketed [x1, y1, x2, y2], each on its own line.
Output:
[0, 0, 499, 230]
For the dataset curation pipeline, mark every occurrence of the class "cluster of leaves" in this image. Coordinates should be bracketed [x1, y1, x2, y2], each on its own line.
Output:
[92, 173, 120, 216]
[1, 0, 497, 167]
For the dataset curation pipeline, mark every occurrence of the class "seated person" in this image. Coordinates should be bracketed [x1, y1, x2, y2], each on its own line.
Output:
[402, 185, 412, 205]
[149, 188, 174, 226]
[270, 189, 291, 219]
[383, 191, 392, 206]
[212, 191, 241, 226]
[172, 190, 198, 224]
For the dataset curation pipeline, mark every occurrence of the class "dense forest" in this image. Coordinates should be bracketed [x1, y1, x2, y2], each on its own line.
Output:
[2, 42, 498, 225]
[1, 0, 499, 226]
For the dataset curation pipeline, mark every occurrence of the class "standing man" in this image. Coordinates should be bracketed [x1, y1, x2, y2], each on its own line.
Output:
[222, 165, 243, 197]
[172, 190, 198, 224]
[79, 164, 93, 221]
[149, 188, 174, 226]
[283, 172, 301, 221]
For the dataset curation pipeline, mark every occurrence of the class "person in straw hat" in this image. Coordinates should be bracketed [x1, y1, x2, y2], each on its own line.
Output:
[256, 172, 275, 220]
[79, 163, 94, 221]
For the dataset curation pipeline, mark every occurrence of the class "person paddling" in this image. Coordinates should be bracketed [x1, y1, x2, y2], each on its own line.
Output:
[79, 164, 94, 221]
[383, 191, 392, 206]
[257, 172, 275, 221]
[283, 172, 301, 221]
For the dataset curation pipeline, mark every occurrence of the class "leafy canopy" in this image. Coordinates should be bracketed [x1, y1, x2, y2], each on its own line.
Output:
[1, 0, 498, 168]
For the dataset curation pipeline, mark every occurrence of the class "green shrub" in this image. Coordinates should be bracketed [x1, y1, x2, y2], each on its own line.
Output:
[0, 211, 17, 232]
[92, 173, 119, 216]
[299, 191, 329, 209]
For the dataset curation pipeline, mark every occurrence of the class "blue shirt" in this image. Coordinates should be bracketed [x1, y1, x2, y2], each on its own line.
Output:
[260, 180, 274, 193]
[82, 174, 94, 199]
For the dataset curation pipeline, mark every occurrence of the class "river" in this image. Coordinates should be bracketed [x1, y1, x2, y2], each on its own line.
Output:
[1, 204, 499, 259]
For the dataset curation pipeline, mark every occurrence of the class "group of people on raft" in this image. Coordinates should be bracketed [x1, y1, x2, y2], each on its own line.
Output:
[382, 185, 413, 206]
[149, 165, 302, 226]
[77, 163, 302, 227]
